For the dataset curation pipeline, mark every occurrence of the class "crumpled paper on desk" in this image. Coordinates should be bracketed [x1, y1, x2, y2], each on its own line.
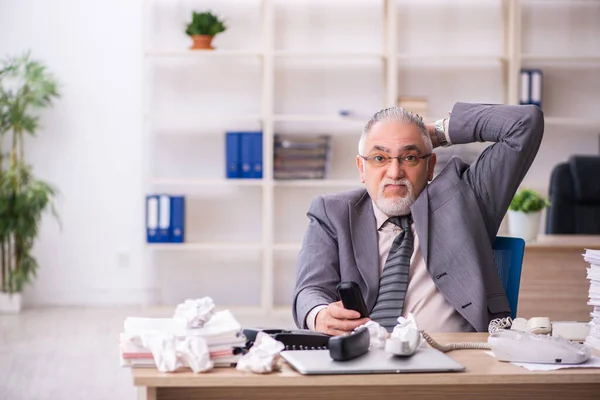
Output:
[357, 321, 389, 349]
[141, 332, 213, 373]
[236, 332, 284, 374]
[173, 297, 215, 328]
[385, 313, 426, 356]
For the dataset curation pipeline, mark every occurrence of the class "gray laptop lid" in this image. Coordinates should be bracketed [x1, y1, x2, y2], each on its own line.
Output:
[281, 347, 465, 375]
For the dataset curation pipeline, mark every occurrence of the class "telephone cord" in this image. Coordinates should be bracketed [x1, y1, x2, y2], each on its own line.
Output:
[420, 317, 513, 353]
[421, 331, 490, 352]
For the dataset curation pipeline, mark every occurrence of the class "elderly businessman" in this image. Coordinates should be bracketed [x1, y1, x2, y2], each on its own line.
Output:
[293, 102, 544, 335]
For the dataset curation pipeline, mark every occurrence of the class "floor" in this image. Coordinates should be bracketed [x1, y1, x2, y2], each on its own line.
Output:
[0, 306, 296, 400]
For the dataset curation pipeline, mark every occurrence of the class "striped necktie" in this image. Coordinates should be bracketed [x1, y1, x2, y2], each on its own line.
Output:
[370, 215, 414, 331]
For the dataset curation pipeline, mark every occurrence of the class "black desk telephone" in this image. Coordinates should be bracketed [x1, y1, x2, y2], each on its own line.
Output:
[243, 328, 330, 350]
[242, 281, 373, 361]
[243, 327, 371, 361]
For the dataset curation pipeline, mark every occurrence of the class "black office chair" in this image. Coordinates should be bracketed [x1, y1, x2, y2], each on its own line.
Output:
[545, 155, 600, 234]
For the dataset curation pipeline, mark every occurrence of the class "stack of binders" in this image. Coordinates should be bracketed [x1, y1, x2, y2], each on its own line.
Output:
[583, 249, 600, 350]
[273, 134, 332, 180]
[146, 194, 185, 243]
[520, 69, 543, 109]
[225, 131, 263, 179]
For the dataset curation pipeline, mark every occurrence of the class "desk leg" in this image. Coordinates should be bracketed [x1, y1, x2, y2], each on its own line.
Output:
[137, 387, 156, 400]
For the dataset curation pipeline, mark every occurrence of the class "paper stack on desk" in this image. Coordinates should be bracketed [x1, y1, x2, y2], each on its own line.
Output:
[119, 310, 246, 368]
[584, 249, 600, 350]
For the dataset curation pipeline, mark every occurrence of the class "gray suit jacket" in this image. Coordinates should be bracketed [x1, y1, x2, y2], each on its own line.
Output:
[293, 103, 544, 332]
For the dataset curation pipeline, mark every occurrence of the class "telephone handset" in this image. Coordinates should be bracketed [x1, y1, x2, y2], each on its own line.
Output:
[337, 281, 369, 318]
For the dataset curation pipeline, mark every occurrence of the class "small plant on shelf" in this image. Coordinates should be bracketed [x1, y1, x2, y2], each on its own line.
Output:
[509, 188, 550, 214]
[185, 11, 227, 50]
[507, 188, 550, 242]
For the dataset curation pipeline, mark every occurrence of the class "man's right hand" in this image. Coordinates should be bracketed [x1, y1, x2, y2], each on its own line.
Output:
[314, 301, 370, 336]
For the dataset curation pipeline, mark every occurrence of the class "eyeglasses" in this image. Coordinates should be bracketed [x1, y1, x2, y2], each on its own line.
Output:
[359, 153, 432, 168]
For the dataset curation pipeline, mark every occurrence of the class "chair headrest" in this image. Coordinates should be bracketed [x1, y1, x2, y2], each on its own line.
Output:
[569, 156, 600, 202]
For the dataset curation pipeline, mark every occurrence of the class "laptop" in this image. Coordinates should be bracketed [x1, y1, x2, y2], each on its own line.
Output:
[281, 347, 465, 375]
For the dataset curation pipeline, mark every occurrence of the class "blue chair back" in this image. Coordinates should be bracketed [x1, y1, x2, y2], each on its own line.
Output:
[492, 236, 525, 319]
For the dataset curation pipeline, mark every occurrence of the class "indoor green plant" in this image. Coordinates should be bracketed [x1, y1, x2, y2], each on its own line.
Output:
[508, 188, 550, 242]
[0, 51, 60, 312]
[185, 11, 227, 50]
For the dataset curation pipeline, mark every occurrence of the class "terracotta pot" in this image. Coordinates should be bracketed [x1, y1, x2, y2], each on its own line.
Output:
[190, 35, 215, 50]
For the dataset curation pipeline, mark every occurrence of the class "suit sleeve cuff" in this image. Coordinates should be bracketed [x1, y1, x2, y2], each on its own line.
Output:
[306, 305, 328, 331]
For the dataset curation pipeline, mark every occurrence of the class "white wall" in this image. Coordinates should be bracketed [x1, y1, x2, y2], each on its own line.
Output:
[1, 0, 598, 307]
[0, 0, 146, 305]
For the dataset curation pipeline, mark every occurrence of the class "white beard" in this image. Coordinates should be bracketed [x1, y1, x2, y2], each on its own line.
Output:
[375, 178, 416, 216]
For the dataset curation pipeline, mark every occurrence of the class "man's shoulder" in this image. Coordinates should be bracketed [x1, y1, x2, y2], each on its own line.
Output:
[433, 156, 473, 183]
[320, 188, 369, 204]
[309, 188, 369, 214]
[427, 157, 472, 196]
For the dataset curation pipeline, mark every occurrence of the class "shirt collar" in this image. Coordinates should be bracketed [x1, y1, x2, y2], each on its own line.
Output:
[372, 200, 391, 230]
[371, 200, 414, 230]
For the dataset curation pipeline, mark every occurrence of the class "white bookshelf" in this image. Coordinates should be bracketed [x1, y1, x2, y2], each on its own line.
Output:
[142, 0, 600, 315]
[149, 242, 263, 251]
[147, 178, 264, 187]
[145, 49, 263, 58]
[274, 51, 386, 59]
[273, 114, 367, 124]
[521, 54, 600, 63]
[545, 117, 600, 129]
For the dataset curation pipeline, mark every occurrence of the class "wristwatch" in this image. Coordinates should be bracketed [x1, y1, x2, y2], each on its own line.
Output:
[434, 118, 450, 148]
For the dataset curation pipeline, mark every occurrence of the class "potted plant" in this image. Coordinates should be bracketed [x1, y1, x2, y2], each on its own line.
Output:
[0, 52, 60, 313]
[508, 188, 550, 242]
[185, 11, 227, 50]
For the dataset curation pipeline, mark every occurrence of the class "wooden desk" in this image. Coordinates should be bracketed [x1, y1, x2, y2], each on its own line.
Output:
[519, 234, 600, 321]
[132, 333, 600, 400]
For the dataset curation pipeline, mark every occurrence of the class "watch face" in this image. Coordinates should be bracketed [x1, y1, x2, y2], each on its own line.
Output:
[435, 120, 445, 134]
[435, 120, 448, 146]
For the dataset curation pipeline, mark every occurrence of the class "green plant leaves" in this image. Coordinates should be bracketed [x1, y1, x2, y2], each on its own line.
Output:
[509, 188, 551, 213]
[0, 162, 57, 293]
[185, 11, 227, 37]
[0, 51, 60, 293]
[0, 51, 59, 137]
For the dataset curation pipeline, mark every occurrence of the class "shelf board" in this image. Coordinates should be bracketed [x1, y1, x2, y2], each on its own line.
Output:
[145, 49, 262, 58]
[274, 179, 362, 188]
[521, 54, 600, 63]
[273, 114, 367, 124]
[147, 178, 264, 187]
[397, 54, 507, 63]
[274, 51, 385, 59]
[147, 242, 263, 251]
[273, 242, 302, 252]
[147, 114, 262, 130]
[544, 117, 600, 128]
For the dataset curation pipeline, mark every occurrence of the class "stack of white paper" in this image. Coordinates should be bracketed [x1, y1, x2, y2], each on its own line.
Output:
[584, 249, 600, 350]
[119, 310, 246, 368]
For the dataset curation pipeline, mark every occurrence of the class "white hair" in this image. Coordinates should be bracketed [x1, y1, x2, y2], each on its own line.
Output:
[375, 178, 415, 216]
[358, 107, 433, 156]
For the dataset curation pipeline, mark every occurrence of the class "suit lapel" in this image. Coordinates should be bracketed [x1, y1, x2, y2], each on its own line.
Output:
[410, 186, 430, 265]
[349, 192, 380, 309]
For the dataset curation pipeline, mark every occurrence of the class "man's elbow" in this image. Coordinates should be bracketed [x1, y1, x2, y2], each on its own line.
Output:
[523, 104, 545, 141]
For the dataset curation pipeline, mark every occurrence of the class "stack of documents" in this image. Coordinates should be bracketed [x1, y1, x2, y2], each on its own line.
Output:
[119, 310, 246, 368]
[584, 249, 600, 350]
